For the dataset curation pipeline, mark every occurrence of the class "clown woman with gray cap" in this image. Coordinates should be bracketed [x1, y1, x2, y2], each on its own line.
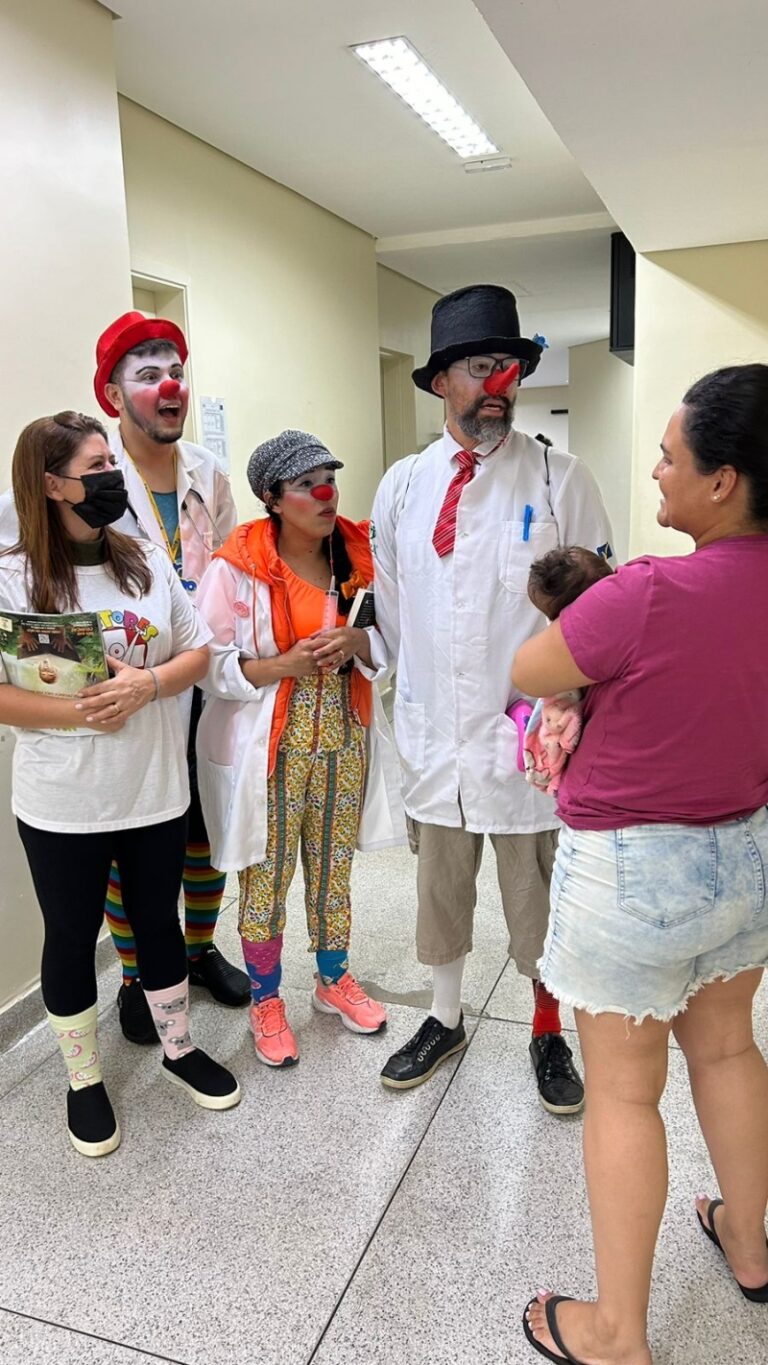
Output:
[194, 430, 404, 1067]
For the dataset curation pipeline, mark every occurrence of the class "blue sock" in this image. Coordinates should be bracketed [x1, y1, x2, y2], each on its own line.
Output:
[316, 949, 348, 985]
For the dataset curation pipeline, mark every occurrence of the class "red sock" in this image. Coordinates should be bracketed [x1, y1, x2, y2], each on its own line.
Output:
[532, 980, 562, 1037]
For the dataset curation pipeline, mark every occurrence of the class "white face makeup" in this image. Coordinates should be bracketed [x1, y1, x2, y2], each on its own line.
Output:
[270, 464, 339, 539]
[110, 349, 189, 444]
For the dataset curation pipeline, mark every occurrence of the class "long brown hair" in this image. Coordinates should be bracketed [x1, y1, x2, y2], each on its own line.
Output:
[7, 412, 152, 612]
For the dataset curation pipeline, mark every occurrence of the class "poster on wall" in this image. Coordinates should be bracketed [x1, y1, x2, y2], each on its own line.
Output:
[200, 397, 230, 473]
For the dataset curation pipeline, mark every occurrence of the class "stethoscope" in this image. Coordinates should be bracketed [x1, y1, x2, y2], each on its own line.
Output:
[126, 484, 224, 552]
[181, 486, 225, 549]
[125, 482, 225, 594]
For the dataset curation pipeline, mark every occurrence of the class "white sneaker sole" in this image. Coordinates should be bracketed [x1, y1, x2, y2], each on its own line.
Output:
[253, 1041, 299, 1068]
[536, 1091, 585, 1116]
[68, 1122, 122, 1158]
[162, 1068, 241, 1110]
[312, 990, 387, 1034]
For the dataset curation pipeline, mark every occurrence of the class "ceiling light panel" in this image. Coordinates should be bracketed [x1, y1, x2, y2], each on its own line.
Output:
[352, 37, 498, 159]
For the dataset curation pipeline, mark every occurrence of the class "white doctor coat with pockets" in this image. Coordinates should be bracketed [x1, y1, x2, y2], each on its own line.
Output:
[371, 426, 614, 835]
[194, 556, 406, 873]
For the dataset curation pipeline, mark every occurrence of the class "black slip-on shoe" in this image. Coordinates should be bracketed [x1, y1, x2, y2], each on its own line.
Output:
[67, 1082, 121, 1158]
[529, 1032, 584, 1115]
[161, 1049, 241, 1110]
[118, 981, 159, 1046]
[188, 944, 251, 1006]
[380, 1013, 467, 1090]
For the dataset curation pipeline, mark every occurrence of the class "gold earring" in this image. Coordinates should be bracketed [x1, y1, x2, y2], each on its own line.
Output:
[713, 494, 720, 501]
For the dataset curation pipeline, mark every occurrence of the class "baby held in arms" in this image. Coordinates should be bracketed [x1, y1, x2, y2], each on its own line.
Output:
[523, 547, 613, 795]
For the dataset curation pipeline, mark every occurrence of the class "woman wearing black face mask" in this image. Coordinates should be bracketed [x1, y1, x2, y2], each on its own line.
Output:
[58, 462, 130, 528]
[0, 412, 241, 1159]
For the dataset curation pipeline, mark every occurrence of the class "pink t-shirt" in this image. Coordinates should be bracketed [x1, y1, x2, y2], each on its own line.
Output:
[558, 535, 768, 830]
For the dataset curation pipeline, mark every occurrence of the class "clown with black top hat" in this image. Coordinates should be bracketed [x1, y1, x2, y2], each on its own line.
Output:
[372, 284, 615, 1107]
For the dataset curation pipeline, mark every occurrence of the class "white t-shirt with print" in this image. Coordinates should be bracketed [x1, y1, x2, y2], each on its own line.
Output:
[0, 544, 211, 833]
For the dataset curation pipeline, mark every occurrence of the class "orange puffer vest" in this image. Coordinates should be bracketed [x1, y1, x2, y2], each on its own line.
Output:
[214, 515, 374, 775]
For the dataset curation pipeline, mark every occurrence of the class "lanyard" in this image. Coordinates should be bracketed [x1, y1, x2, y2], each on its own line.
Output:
[126, 449, 182, 570]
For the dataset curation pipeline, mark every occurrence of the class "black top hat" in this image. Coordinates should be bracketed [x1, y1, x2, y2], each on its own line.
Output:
[412, 284, 542, 394]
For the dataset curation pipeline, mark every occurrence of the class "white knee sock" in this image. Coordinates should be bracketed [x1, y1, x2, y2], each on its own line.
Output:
[430, 956, 465, 1029]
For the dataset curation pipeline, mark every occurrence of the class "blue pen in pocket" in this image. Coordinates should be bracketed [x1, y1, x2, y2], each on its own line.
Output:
[522, 504, 534, 542]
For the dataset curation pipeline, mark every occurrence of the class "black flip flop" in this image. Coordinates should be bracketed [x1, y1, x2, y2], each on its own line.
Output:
[697, 1198, 768, 1303]
[522, 1295, 586, 1364]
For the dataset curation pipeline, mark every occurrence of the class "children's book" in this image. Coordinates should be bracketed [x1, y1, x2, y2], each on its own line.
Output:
[0, 611, 109, 697]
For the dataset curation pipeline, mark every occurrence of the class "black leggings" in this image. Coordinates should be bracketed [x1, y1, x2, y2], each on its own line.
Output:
[18, 814, 188, 1016]
[186, 685, 207, 846]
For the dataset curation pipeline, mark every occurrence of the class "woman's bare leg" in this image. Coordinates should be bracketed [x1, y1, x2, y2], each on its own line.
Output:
[673, 969, 768, 1290]
[527, 1009, 670, 1364]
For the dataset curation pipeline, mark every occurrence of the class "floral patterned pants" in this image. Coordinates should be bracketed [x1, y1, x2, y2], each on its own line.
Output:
[238, 672, 366, 951]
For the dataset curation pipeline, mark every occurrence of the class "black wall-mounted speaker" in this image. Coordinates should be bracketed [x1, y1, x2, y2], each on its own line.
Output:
[610, 231, 636, 365]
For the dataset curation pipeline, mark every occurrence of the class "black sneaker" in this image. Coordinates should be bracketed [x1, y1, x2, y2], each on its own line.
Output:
[162, 1049, 241, 1110]
[118, 981, 159, 1046]
[67, 1082, 121, 1158]
[380, 1013, 467, 1090]
[188, 944, 251, 1007]
[529, 1032, 585, 1115]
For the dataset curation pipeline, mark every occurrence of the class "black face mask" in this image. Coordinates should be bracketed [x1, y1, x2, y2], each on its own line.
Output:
[60, 469, 129, 529]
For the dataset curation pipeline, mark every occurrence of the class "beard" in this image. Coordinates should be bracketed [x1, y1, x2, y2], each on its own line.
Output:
[456, 394, 515, 443]
[123, 391, 185, 445]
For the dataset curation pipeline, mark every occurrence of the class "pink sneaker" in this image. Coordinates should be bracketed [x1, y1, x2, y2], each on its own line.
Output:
[249, 998, 299, 1067]
[313, 972, 387, 1034]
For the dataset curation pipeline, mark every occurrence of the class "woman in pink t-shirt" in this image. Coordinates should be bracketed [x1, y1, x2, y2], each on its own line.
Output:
[512, 364, 768, 1364]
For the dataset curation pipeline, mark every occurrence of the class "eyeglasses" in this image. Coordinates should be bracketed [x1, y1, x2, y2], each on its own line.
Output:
[452, 355, 528, 380]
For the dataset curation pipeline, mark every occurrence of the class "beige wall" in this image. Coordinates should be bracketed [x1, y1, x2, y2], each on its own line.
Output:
[120, 99, 383, 522]
[631, 241, 768, 557]
[515, 385, 569, 449]
[0, 0, 132, 1010]
[0, 0, 132, 467]
[377, 266, 442, 452]
[568, 339, 633, 562]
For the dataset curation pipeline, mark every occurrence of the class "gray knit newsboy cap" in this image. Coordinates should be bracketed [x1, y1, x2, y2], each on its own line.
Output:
[247, 429, 343, 502]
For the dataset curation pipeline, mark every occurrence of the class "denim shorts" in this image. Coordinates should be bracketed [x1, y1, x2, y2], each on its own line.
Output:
[538, 807, 768, 1021]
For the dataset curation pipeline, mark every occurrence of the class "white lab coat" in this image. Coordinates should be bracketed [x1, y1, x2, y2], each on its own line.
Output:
[371, 426, 615, 834]
[0, 433, 237, 603]
[194, 557, 406, 873]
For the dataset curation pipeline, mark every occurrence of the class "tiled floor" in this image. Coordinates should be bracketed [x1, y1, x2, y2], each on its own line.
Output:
[1, 847, 767, 1364]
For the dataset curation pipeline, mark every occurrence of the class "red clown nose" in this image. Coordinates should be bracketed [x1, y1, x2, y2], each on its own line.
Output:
[158, 379, 182, 399]
[310, 484, 335, 502]
[483, 361, 521, 396]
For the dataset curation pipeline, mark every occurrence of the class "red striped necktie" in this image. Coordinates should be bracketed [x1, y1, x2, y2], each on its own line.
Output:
[432, 449, 477, 558]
